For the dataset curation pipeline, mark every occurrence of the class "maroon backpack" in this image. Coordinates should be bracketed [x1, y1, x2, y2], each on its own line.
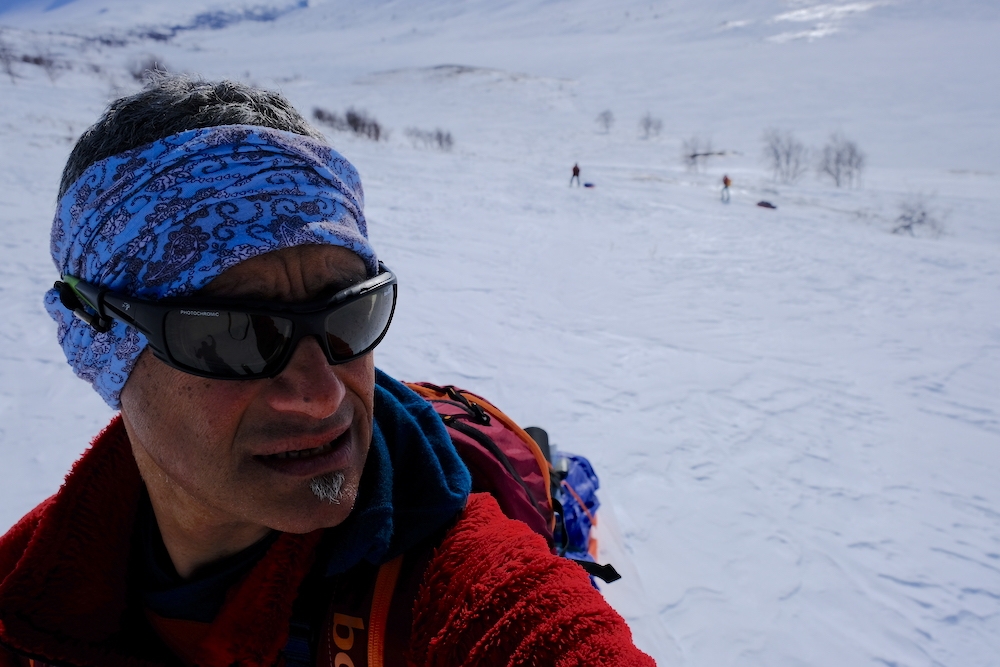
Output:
[405, 382, 556, 548]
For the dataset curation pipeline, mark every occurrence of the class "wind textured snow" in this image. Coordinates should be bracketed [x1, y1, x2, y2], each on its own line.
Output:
[1, 1, 998, 665]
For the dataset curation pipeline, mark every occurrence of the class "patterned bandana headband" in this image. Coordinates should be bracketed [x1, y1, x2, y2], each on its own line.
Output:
[45, 124, 378, 409]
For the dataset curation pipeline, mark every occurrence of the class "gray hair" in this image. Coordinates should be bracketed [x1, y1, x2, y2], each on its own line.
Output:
[309, 471, 347, 504]
[59, 74, 326, 199]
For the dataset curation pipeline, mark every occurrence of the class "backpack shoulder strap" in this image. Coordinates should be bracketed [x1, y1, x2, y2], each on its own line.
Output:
[284, 524, 445, 667]
[367, 555, 404, 667]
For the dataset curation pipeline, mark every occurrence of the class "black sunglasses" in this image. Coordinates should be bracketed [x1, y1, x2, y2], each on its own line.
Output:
[54, 264, 397, 380]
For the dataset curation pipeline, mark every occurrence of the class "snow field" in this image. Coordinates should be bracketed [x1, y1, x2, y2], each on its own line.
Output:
[1, 1, 999, 664]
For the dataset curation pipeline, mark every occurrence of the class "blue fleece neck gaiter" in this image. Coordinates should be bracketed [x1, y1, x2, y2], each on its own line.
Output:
[322, 369, 471, 575]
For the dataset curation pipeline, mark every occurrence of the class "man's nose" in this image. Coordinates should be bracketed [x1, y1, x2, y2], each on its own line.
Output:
[265, 336, 345, 419]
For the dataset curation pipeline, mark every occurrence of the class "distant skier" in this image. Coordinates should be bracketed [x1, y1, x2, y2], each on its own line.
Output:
[570, 163, 581, 187]
[721, 174, 731, 203]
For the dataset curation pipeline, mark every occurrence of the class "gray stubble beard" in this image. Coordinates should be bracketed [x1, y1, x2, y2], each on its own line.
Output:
[309, 470, 346, 504]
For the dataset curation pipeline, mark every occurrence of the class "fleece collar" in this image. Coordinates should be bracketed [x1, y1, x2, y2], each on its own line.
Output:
[0, 371, 470, 666]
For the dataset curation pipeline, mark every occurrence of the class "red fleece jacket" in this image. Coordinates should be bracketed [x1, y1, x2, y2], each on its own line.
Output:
[0, 418, 655, 667]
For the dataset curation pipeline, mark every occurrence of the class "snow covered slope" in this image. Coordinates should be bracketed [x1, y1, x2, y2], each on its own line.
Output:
[1, 1, 998, 664]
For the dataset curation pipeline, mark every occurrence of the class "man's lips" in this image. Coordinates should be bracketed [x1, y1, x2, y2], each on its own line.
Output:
[257, 440, 336, 461]
[253, 428, 353, 476]
[252, 421, 350, 457]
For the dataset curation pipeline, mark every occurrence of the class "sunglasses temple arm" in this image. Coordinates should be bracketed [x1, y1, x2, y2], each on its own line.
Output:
[55, 276, 115, 333]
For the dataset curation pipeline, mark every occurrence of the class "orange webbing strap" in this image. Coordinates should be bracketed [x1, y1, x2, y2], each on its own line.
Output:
[367, 554, 404, 667]
[561, 479, 596, 526]
[404, 383, 555, 532]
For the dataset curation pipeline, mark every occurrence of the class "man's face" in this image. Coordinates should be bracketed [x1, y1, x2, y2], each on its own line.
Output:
[120, 245, 374, 536]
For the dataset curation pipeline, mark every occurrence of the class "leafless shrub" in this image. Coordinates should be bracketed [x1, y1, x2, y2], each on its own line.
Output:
[596, 110, 614, 133]
[682, 136, 715, 172]
[404, 127, 454, 151]
[818, 132, 865, 187]
[762, 129, 808, 184]
[28, 53, 60, 81]
[20, 54, 50, 67]
[639, 112, 662, 139]
[128, 54, 169, 82]
[345, 109, 384, 141]
[92, 34, 128, 48]
[312, 106, 385, 141]
[131, 31, 164, 43]
[0, 35, 16, 83]
[892, 197, 943, 237]
[312, 107, 342, 128]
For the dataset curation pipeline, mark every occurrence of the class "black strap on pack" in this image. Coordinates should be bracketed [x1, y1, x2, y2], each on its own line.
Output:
[423, 383, 492, 425]
[425, 385, 547, 532]
[571, 559, 622, 584]
[445, 418, 542, 512]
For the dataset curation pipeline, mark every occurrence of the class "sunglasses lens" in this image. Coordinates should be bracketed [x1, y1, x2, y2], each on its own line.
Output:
[325, 284, 395, 360]
[164, 309, 294, 377]
[159, 280, 394, 378]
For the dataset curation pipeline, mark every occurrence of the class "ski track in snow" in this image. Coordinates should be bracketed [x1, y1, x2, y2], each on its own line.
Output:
[1, 0, 999, 664]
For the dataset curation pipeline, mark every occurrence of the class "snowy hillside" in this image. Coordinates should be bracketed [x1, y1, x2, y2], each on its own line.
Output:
[1, 0, 999, 664]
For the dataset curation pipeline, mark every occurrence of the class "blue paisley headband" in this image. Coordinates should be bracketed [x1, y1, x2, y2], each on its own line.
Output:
[45, 124, 377, 409]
